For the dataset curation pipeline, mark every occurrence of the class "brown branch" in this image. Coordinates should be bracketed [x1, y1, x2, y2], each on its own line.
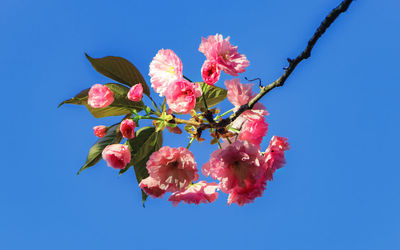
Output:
[174, 118, 201, 127]
[220, 0, 354, 126]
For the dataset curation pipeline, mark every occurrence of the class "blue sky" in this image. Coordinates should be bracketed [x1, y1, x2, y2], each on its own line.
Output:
[1, 0, 399, 249]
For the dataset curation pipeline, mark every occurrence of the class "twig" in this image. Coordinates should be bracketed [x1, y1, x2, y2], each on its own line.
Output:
[220, 0, 354, 126]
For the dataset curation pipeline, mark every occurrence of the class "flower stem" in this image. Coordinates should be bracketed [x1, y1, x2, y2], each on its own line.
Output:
[186, 137, 195, 149]
[228, 126, 240, 134]
[217, 108, 234, 119]
[183, 75, 193, 82]
[138, 116, 163, 121]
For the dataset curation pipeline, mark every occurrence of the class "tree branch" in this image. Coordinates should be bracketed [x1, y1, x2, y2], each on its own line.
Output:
[220, 0, 354, 126]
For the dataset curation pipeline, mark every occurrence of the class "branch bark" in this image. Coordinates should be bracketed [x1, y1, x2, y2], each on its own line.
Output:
[220, 0, 354, 126]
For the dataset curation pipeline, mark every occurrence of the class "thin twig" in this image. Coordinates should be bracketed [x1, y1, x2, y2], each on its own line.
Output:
[219, 0, 354, 126]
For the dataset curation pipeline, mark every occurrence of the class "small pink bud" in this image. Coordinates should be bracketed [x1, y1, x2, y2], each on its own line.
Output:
[93, 125, 107, 138]
[127, 83, 143, 102]
[201, 60, 221, 85]
[102, 144, 131, 169]
[120, 119, 136, 139]
[139, 177, 166, 198]
[88, 84, 114, 108]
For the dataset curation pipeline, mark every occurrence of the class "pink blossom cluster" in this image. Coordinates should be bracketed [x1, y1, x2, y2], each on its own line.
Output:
[139, 147, 220, 206]
[81, 34, 290, 206]
[136, 74, 288, 206]
[148, 34, 249, 113]
[137, 136, 289, 206]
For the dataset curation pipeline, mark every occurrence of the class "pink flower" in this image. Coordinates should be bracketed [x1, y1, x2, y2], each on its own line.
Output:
[146, 146, 199, 192]
[199, 34, 249, 76]
[238, 116, 269, 147]
[102, 144, 131, 169]
[120, 119, 136, 139]
[194, 82, 203, 98]
[202, 140, 266, 194]
[201, 60, 221, 85]
[168, 181, 219, 206]
[226, 103, 269, 146]
[149, 49, 183, 96]
[93, 125, 107, 138]
[242, 103, 269, 120]
[139, 177, 166, 198]
[127, 83, 143, 102]
[88, 84, 114, 108]
[227, 180, 266, 206]
[165, 79, 198, 114]
[225, 79, 254, 109]
[265, 136, 290, 177]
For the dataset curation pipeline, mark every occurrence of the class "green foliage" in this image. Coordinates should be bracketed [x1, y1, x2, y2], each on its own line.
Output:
[58, 83, 145, 118]
[195, 82, 227, 111]
[120, 127, 163, 204]
[77, 124, 122, 175]
[85, 54, 150, 96]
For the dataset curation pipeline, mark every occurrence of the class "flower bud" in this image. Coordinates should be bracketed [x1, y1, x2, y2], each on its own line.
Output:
[120, 119, 136, 139]
[127, 83, 143, 102]
[88, 84, 114, 108]
[93, 125, 107, 138]
[102, 144, 131, 169]
[201, 60, 221, 85]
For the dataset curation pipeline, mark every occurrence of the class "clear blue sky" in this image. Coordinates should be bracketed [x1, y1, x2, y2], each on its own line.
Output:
[1, 0, 399, 249]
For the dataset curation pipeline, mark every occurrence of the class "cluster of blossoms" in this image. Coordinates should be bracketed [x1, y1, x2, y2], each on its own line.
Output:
[72, 34, 289, 206]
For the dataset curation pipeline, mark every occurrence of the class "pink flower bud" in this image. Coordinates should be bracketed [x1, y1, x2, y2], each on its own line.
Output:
[102, 144, 131, 169]
[87, 84, 114, 108]
[93, 125, 107, 138]
[127, 83, 143, 102]
[120, 119, 136, 139]
[201, 60, 221, 85]
[139, 177, 166, 198]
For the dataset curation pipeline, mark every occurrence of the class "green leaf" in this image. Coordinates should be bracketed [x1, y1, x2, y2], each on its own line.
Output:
[141, 190, 148, 207]
[195, 82, 227, 111]
[121, 126, 163, 174]
[58, 83, 145, 118]
[120, 126, 163, 205]
[77, 124, 122, 175]
[85, 54, 150, 96]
